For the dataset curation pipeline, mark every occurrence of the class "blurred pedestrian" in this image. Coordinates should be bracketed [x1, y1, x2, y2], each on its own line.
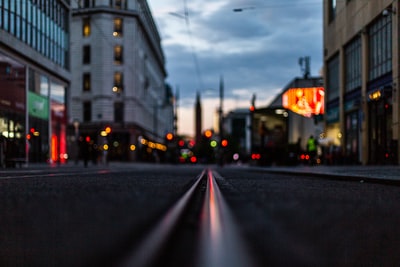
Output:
[307, 135, 317, 165]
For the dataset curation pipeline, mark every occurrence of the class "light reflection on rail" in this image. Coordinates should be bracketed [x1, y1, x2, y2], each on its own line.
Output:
[198, 169, 255, 267]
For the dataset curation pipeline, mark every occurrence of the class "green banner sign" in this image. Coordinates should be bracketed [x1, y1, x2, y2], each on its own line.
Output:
[28, 92, 49, 119]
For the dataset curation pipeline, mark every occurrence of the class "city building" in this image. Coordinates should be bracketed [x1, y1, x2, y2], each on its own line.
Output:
[224, 76, 324, 165]
[70, 0, 173, 162]
[269, 77, 325, 151]
[0, 0, 71, 166]
[224, 108, 251, 157]
[324, 0, 397, 164]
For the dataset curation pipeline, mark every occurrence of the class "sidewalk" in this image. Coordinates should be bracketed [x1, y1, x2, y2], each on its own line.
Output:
[262, 165, 400, 185]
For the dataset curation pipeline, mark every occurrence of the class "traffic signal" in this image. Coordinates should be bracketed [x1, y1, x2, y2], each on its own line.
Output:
[105, 126, 112, 134]
[165, 132, 174, 141]
[210, 140, 218, 148]
[178, 140, 185, 147]
[204, 130, 213, 138]
[101, 126, 112, 137]
[221, 139, 228, 147]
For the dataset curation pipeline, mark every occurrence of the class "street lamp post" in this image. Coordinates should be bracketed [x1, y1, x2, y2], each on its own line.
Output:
[218, 76, 224, 166]
[73, 119, 80, 164]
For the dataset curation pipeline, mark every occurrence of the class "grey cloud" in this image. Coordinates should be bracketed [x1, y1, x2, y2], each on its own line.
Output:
[158, 0, 323, 109]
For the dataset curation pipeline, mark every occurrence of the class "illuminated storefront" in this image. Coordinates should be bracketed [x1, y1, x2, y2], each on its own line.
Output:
[0, 0, 70, 166]
[0, 56, 26, 166]
[0, 52, 67, 165]
[27, 69, 67, 163]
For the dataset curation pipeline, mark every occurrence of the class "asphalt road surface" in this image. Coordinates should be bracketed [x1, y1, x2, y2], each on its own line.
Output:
[1, 163, 399, 266]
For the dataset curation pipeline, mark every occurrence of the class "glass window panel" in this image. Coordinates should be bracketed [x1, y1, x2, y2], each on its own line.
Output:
[40, 75, 49, 96]
[10, 1, 14, 12]
[83, 18, 90, 37]
[17, 16, 22, 38]
[113, 18, 123, 37]
[16, 0, 21, 16]
[83, 73, 91, 91]
[32, 4, 36, 27]
[115, 0, 122, 9]
[0, 3, 2, 29]
[327, 55, 339, 101]
[114, 102, 124, 122]
[4, 9, 8, 31]
[113, 72, 123, 92]
[50, 80, 65, 104]
[114, 45, 123, 64]
[83, 45, 90, 64]
[10, 13, 15, 34]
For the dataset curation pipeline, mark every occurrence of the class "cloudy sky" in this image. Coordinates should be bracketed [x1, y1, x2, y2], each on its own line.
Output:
[147, 0, 323, 137]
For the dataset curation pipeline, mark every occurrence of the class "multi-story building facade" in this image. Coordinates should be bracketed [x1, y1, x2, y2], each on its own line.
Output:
[0, 0, 70, 166]
[324, 0, 398, 164]
[70, 0, 173, 162]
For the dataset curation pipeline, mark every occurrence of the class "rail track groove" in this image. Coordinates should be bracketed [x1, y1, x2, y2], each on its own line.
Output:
[120, 168, 255, 267]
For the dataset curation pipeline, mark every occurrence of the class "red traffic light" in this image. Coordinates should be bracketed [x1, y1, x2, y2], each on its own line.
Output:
[249, 105, 255, 112]
[85, 136, 91, 142]
[221, 139, 228, 147]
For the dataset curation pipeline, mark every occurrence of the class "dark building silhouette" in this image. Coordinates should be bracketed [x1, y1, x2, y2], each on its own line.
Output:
[195, 92, 202, 143]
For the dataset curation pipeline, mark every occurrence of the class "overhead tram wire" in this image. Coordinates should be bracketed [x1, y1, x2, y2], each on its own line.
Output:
[181, 0, 205, 93]
[233, 1, 321, 12]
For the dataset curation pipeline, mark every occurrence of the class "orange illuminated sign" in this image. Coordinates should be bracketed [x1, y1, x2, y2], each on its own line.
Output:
[282, 87, 324, 117]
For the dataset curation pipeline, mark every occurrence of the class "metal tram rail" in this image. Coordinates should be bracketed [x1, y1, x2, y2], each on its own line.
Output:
[120, 169, 256, 267]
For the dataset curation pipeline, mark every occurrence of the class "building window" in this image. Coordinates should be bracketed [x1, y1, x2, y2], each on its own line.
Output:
[82, 18, 91, 37]
[0, 0, 69, 69]
[115, 0, 122, 9]
[369, 15, 392, 81]
[345, 37, 361, 92]
[80, 0, 96, 8]
[83, 73, 91, 91]
[114, 45, 123, 65]
[83, 101, 92, 122]
[327, 54, 339, 101]
[113, 18, 123, 37]
[113, 72, 123, 93]
[328, 0, 336, 22]
[83, 45, 91, 64]
[110, 0, 127, 9]
[114, 102, 124, 122]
